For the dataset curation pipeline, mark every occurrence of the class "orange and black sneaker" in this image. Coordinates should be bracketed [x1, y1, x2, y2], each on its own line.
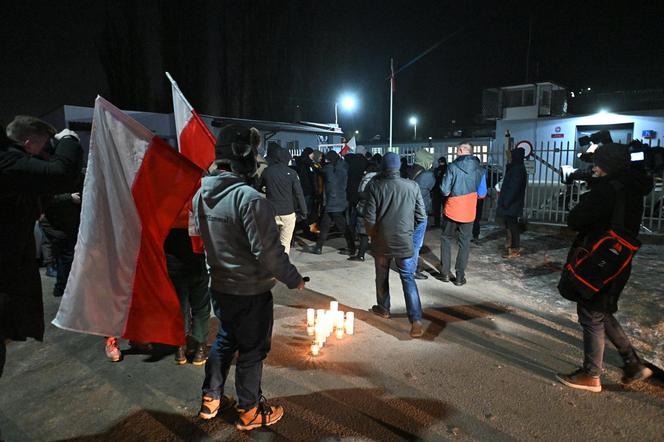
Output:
[556, 368, 602, 393]
[198, 394, 235, 420]
[235, 397, 284, 431]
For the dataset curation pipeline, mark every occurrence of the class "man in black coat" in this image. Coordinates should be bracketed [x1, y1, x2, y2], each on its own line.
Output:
[365, 153, 427, 338]
[305, 150, 355, 255]
[556, 144, 654, 393]
[293, 147, 318, 228]
[257, 146, 307, 255]
[496, 147, 528, 258]
[0, 116, 82, 377]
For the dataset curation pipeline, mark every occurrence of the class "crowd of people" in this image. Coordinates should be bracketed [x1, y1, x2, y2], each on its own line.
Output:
[0, 116, 655, 431]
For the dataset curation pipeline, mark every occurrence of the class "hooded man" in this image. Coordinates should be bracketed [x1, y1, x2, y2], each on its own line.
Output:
[305, 150, 355, 255]
[365, 152, 427, 338]
[496, 146, 528, 258]
[193, 124, 305, 430]
[439, 142, 487, 286]
[257, 146, 307, 255]
[556, 143, 654, 393]
[408, 149, 435, 279]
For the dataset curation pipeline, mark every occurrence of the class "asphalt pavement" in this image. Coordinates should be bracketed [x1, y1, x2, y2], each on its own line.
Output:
[1, 225, 663, 441]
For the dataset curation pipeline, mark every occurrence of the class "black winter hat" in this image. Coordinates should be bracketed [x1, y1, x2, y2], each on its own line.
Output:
[302, 147, 314, 157]
[593, 143, 630, 175]
[215, 124, 261, 175]
[325, 150, 340, 163]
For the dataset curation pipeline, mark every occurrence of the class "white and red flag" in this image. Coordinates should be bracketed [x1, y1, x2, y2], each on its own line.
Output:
[167, 72, 215, 171]
[340, 136, 357, 156]
[53, 96, 202, 345]
[166, 72, 216, 252]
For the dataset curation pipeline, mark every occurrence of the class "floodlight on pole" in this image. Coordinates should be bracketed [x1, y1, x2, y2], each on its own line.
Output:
[409, 116, 418, 140]
[335, 93, 359, 126]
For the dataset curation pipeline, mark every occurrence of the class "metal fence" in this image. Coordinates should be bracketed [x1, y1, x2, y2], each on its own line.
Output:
[287, 140, 664, 235]
[484, 142, 664, 235]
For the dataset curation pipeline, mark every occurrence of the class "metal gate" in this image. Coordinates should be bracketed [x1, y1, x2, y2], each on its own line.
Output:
[486, 142, 664, 234]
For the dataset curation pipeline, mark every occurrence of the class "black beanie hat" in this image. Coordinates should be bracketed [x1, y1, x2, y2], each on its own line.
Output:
[325, 150, 339, 163]
[302, 147, 314, 157]
[593, 143, 630, 175]
[215, 124, 261, 175]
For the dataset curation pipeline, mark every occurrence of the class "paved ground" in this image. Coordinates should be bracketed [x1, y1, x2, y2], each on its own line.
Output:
[1, 225, 663, 441]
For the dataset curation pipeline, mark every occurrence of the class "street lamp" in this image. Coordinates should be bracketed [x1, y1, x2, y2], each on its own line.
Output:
[335, 93, 359, 126]
[409, 116, 418, 140]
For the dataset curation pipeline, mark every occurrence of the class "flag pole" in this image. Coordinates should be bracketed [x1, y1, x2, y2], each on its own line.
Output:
[389, 58, 394, 149]
[165, 72, 194, 113]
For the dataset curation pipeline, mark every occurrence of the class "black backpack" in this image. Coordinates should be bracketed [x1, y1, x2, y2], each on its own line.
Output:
[559, 182, 641, 300]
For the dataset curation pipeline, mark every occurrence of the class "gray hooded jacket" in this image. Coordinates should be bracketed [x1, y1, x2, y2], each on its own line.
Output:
[193, 171, 302, 295]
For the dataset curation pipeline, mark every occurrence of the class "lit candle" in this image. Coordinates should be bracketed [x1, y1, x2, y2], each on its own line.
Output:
[307, 308, 315, 326]
[330, 301, 338, 312]
[307, 326, 315, 336]
[336, 328, 344, 339]
[345, 312, 354, 335]
[336, 311, 345, 329]
[310, 344, 319, 356]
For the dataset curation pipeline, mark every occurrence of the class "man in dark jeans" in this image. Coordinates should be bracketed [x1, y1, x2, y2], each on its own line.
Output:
[556, 144, 653, 392]
[193, 125, 304, 430]
[365, 153, 427, 338]
[165, 218, 210, 366]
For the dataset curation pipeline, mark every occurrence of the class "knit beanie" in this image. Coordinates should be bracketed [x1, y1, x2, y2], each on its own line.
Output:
[302, 147, 314, 157]
[593, 143, 630, 175]
[382, 152, 400, 170]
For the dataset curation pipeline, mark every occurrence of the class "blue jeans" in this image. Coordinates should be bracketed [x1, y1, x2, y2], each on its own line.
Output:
[404, 221, 427, 273]
[202, 291, 273, 409]
[374, 254, 423, 323]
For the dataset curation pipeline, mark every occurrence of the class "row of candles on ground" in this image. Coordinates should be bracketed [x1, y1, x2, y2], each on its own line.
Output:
[306, 301, 354, 356]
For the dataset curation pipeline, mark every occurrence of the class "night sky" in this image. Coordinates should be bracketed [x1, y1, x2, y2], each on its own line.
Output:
[2, 1, 663, 140]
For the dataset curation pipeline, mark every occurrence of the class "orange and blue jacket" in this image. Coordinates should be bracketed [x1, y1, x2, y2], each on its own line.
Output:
[440, 155, 487, 223]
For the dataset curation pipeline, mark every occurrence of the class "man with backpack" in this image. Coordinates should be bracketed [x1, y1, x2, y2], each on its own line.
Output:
[556, 143, 654, 392]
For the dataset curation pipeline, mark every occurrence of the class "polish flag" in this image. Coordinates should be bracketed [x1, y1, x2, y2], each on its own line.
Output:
[167, 72, 216, 252]
[167, 72, 215, 171]
[340, 136, 357, 156]
[53, 97, 203, 345]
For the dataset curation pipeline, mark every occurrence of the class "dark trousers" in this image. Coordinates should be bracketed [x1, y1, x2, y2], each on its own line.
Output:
[357, 234, 369, 258]
[504, 216, 520, 248]
[577, 304, 637, 377]
[472, 199, 484, 239]
[170, 269, 210, 345]
[203, 291, 274, 409]
[374, 255, 422, 323]
[49, 236, 76, 297]
[440, 217, 473, 279]
[316, 211, 355, 251]
[432, 192, 443, 227]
